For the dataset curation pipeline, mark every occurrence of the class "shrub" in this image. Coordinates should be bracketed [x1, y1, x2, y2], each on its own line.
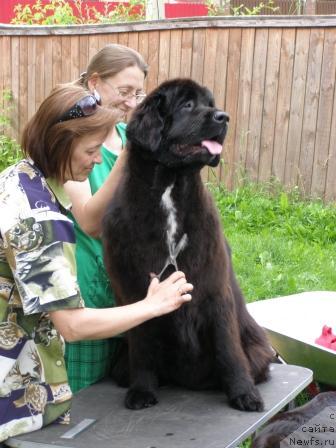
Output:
[0, 91, 22, 172]
[11, 0, 145, 25]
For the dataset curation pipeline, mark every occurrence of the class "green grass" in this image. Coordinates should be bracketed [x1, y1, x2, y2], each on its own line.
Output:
[0, 134, 22, 172]
[210, 181, 336, 301]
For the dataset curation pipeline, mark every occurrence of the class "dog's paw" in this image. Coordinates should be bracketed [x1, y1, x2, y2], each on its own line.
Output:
[125, 388, 158, 410]
[229, 386, 264, 412]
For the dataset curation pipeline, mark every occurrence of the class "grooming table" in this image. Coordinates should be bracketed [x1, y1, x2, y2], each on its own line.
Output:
[5, 363, 312, 448]
[247, 291, 336, 386]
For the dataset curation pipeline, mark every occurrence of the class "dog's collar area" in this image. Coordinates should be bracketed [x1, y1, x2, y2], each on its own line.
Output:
[157, 233, 188, 280]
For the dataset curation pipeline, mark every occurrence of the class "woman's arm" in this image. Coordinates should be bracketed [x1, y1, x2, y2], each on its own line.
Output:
[64, 149, 127, 238]
[49, 271, 193, 342]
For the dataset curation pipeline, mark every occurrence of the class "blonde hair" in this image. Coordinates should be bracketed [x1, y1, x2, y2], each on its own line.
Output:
[77, 44, 148, 87]
[22, 84, 119, 182]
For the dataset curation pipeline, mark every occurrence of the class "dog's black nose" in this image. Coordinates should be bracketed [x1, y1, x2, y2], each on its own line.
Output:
[213, 111, 230, 123]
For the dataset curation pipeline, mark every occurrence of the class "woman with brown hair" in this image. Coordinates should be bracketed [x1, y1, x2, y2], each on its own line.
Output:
[0, 83, 193, 442]
[64, 44, 150, 393]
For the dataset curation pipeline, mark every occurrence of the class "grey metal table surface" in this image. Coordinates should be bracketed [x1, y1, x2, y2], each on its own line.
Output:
[5, 363, 312, 448]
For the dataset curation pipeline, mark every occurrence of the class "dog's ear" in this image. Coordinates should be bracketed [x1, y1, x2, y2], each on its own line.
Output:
[126, 93, 165, 152]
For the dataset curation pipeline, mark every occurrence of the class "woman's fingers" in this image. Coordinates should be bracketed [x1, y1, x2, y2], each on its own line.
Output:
[144, 271, 193, 317]
[176, 281, 193, 297]
[147, 276, 160, 295]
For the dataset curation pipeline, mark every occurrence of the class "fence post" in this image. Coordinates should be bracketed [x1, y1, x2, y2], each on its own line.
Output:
[303, 0, 316, 14]
[146, 0, 165, 19]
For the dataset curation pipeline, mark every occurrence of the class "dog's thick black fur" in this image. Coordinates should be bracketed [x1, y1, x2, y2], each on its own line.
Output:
[102, 79, 273, 412]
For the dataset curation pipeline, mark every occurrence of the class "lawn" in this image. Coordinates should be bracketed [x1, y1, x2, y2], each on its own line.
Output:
[210, 181, 336, 303]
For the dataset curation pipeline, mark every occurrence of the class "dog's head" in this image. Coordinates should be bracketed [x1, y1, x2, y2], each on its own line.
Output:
[126, 78, 229, 169]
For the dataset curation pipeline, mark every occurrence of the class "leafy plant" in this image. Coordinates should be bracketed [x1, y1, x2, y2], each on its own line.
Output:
[206, 0, 279, 15]
[0, 90, 22, 172]
[0, 135, 22, 172]
[94, 0, 145, 23]
[12, 0, 80, 24]
[11, 0, 145, 25]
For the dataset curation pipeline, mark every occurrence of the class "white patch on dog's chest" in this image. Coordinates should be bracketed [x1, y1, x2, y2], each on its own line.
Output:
[158, 183, 188, 279]
[158, 184, 188, 279]
[161, 184, 178, 246]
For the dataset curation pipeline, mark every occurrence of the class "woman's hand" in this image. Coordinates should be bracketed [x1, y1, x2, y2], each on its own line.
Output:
[50, 271, 193, 342]
[143, 271, 193, 318]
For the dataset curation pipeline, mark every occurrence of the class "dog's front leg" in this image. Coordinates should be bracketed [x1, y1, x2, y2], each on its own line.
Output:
[125, 324, 159, 410]
[213, 304, 264, 412]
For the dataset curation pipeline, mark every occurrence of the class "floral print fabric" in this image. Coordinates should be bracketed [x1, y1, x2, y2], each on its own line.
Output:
[0, 160, 84, 442]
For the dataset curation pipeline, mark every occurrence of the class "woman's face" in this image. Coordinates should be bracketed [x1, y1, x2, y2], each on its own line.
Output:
[65, 132, 105, 182]
[90, 65, 145, 120]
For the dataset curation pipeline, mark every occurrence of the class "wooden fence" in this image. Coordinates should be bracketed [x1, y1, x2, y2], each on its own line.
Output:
[1, 16, 336, 200]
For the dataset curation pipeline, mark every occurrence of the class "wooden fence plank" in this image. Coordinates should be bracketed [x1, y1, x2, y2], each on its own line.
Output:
[70, 35, 80, 81]
[10, 36, 19, 137]
[224, 28, 242, 189]
[138, 31, 149, 92]
[27, 36, 36, 122]
[127, 32, 139, 52]
[191, 29, 206, 84]
[259, 28, 282, 182]
[213, 29, 229, 113]
[61, 36, 72, 84]
[88, 33, 101, 61]
[202, 29, 218, 93]
[311, 28, 336, 199]
[79, 34, 89, 76]
[2, 36, 11, 96]
[118, 33, 129, 47]
[52, 36, 62, 87]
[158, 30, 170, 85]
[18, 36, 28, 138]
[146, 31, 159, 94]
[234, 28, 255, 182]
[298, 28, 324, 196]
[211, 29, 229, 183]
[104, 33, 118, 47]
[35, 37, 45, 110]
[272, 28, 295, 184]
[44, 37, 53, 97]
[180, 29, 193, 78]
[285, 28, 310, 188]
[246, 28, 269, 181]
[202, 28, 219, 184]
[169, 30, 182, 79]
[325, 85, 336, 202]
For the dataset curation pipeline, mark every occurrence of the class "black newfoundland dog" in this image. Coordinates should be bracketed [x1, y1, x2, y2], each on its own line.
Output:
[102, 79, 273, 412]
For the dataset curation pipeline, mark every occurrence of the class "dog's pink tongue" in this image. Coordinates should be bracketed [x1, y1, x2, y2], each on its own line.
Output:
[202, 140, 223, 155]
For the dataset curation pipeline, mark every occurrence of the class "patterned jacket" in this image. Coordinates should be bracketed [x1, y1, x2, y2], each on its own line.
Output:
[0, 159, 84, 442]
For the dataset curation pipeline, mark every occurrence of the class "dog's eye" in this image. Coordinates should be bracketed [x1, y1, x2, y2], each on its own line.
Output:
[182, 101, 194, 111]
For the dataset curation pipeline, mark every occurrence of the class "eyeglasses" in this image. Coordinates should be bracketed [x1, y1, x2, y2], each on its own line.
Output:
[58, 93, 101, 123]
[103, 79, 146, 104]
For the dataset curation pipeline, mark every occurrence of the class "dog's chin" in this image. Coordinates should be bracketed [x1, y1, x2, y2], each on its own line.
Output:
[164, 143, 222, 168]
